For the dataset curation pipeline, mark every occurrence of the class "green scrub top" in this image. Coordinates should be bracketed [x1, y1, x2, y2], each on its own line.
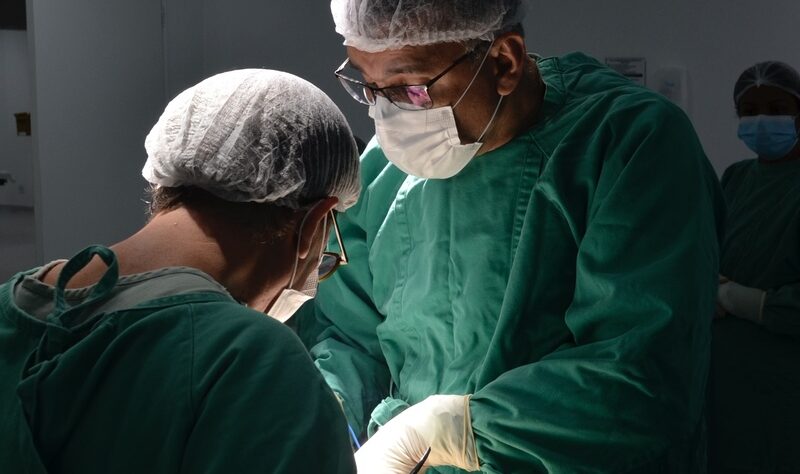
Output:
[0, 246, 356, 474]
[710, 158, 800, 473]
[296, 53, 725, 473]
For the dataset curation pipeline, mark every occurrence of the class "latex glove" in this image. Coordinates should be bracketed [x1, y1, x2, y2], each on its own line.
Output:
[355, 394, 480, 474]
[717, 281, 766, 324]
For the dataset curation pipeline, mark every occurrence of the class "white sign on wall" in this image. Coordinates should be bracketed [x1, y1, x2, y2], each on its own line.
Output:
[605, 57, 647, 86]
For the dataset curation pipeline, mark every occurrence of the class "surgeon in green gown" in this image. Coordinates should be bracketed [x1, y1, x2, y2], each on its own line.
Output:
[294, 1, 726, 473]
[0, 70, 360, 473]
[710, 61, 800, 474]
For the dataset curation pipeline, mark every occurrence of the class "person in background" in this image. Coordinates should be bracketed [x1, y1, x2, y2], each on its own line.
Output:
[710, 61, 800, 474]
[0, 69, 360, 473]
[295, 0, 725, 472]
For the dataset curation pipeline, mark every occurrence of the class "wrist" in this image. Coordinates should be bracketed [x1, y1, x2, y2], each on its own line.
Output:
[419, 394, 479, 471]
[718, 281, 765, 323]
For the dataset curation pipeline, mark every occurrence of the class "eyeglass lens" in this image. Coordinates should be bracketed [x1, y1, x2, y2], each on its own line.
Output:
[319, 253, 340, 280]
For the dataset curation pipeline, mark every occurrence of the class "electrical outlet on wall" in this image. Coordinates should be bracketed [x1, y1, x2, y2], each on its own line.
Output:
[653, 66, 689, 113]
[0, 171, 12, 186]
[0, 171, 32, 207]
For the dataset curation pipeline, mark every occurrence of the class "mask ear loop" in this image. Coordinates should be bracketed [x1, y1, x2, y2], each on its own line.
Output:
[288, 205, 330, 290]
[789, 115, 800, 152]
[453, 40, 495, 110]
[451, 40, 504, 144]
[287, 207, 314, 289]
[321, 213, 328, 263]
[299, 213, 327, 295]
[477, 95, 504, 142]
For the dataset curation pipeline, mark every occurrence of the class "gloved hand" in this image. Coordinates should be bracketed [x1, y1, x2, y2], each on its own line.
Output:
[354, 394, 480, 474]
[717, 280, 766, 324]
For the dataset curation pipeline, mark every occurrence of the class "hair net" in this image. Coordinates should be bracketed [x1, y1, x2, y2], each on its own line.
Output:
[734, 61, 800, 105]
[330, 0, 527, 53]
[143, 69, 360, 211]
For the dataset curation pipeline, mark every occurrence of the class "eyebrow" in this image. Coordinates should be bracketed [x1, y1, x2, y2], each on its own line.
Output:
[347, 57, 428, 79]
[385, 63, 423, 75]
[347, 58, 364, 73]
[739, 99, 794, 107]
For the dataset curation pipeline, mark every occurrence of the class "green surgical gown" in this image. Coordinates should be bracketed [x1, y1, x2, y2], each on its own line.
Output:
[0, 246, 356, 473]
[710, 158, 800, 473]
[296, 53, 725, 473]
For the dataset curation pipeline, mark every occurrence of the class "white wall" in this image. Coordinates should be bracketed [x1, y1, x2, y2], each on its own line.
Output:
[0, 30, 34, 207]
[525, 0, 800, 174]
[27, 0, 166, 262]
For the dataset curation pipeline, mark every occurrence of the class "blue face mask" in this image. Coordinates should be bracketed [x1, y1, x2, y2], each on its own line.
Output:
[737, 115, 799, 160]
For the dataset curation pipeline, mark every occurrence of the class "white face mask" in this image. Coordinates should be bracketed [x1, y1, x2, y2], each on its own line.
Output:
[369, 45, 504, 179]
[267, 210, 327, 323]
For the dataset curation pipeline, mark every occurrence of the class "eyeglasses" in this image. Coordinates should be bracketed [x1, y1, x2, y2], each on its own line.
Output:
[334, 49, 475, 111]
[318, 211, 348, 281]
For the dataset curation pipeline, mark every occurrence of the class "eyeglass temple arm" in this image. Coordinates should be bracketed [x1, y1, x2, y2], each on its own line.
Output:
[334, 58, 349, 75]
[331, 211, 348, 265]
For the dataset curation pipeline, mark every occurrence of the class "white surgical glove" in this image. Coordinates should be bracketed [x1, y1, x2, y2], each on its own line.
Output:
[717, 281, 766, 324]
[355, 394, 480, 474]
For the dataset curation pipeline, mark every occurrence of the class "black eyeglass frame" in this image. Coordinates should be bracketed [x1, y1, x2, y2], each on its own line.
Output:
[334, 48, 476, 110]
[319, 210, 348, 281]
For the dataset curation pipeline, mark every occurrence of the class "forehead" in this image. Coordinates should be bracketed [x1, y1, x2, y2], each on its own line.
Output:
[738, 85, 798, 106]
[346, 42, 467, 79]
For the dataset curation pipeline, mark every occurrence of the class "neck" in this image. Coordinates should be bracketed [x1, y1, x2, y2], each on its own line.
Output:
[43, 207, 294, 309]
[478, 57, 545, 155]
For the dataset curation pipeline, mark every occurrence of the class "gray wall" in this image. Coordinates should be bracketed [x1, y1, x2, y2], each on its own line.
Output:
[27, 0, 166, 262]
[200, 0, 373, 141]
[164, 0, 204, 100]
[0, 30, 36, 279]
[196, 0, 800, 175]
[0, 30, 34, 207]
[525, 0, 800, 174]
[13, 0, 799, 268]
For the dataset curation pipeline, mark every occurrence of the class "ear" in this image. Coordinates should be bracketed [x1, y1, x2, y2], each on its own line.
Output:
[491, 32, 528, 97]
[296, 197, 339, 260]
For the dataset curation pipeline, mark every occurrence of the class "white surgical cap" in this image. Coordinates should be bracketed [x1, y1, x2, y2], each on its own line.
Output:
[330, 0, 527, 53]
[734, 61, 800, 105]
[143, 69, 360, 211]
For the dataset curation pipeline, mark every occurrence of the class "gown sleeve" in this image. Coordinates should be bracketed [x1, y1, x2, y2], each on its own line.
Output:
[718, 161, 800, 336]
[469, 101, 725, 473]
[295, 142, 396, 437]
[762, 283, 800, 336]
